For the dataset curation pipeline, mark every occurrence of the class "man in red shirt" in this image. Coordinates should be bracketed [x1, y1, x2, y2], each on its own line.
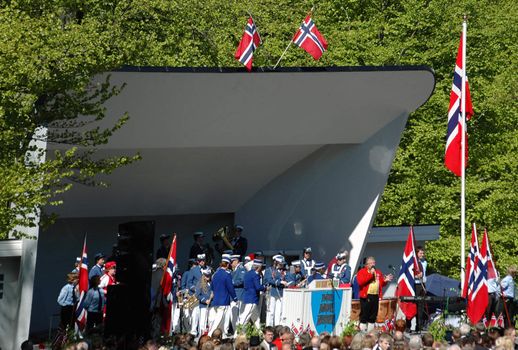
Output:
[356, 256, 393, 332]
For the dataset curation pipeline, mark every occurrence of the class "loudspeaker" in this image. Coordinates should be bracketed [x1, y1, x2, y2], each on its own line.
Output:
[104, 221, 155, 341]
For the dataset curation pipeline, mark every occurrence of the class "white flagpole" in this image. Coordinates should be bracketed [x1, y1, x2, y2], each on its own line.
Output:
[460, 18, 467, 285]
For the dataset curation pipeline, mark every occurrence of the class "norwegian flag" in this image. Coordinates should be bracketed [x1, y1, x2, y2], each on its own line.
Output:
[160, 234, 177, 335]
[235, 17, 261, 71]
[466, 224, 488, 324]
[497, 313, 504, 328]
[293, 15, 328, 60]
[299, 323, 304, 335]
[396, 227, 418, 319]
[75, 235, 88, 332]
[462, 224, 479, 298]
[483, 229, 499, 280]
[482, 315, 488, 328]
[489, 313, 497, 328]
[291, 322, 300, 336]
[305, 324, 314, 336]
[445, 31, 474, 176]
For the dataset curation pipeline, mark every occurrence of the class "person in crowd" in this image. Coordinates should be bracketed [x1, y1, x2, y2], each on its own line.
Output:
[208, 256, 237, 337]
[264, 254, 289, 326]
[300, 247, 316, 277]
[230, 254, 246, 332]
[99, 261, 117, 295]
[307, 262, 326, 285]
[373, 333, 393, 350]
[356, 256, 393, 331]
[156, 234, 171, 260]
[57, 272, 79, 330]
[72, 257, 81, 273]
[414, 245, 428, 331]
[500, 265, 516, 327]
[89, 253, 105, 279]
[191, 267, 212, 337]
[189, 232, 214, 265]
[286, 260, 305, 288]
[328, 251, 351, 286]
[238, 259, 265, 329]
[83, 275, 104, 332]
[231, 225, 248, 258]
[261, 326, 277, 350]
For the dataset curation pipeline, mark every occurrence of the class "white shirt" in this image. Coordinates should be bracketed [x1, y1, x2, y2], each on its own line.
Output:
[501, 275, 515, 298]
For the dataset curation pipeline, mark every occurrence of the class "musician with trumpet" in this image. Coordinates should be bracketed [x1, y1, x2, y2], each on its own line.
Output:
[286, 260, 306, 288]
[212, 225, 248, 259]
[264, 254, 289, 326]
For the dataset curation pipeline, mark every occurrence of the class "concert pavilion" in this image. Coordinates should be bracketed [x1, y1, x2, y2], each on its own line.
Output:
[0, 66, 435, 348]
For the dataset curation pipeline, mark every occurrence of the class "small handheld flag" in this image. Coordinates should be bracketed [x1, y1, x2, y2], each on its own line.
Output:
[235, 17, 261, 71]
[293, 15, 328, 60]
[160, 234, 177, 335]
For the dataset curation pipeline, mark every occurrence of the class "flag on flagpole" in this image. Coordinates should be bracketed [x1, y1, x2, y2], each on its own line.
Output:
[445, 32, 474, 176]
[235, 16, 261, 71]
[483, 229, 499, 280]
[462, 224, 479, 298]
[293, 15, 328, 60]
[467, 224, 488, 324]
[75, 235, 88, 332]
[396, 226, 418, 319]
[160, 234, 177, 335]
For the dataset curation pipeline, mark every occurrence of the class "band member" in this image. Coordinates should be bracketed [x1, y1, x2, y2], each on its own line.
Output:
[300, 247, 316, 277]
[191, 267, 212, 337]
[188, 254, 208, 334]
[238, 259, 265, 329]
[357, 256, 393, 332]
[83, 275, 104, 332]
[264, 255, 289, 326]
[89, 253, 105, 279]
[329, 252, 352, 286]
[56, 273, 79, 330]
[99, 261, 117, 294]
[307, 262, 326, 285]
[189, 232, 214, 265]
[286, 260, 304, 288]
[230, 254, 246, 332]
[208, 256, 237, 337]
[156, 234, 171, 260]
[180, 258, 196, 331]
[500, 265, 517, 328]
[231, 225, 248, 258]
[414, 246, 427, 331]
[72, 257, 81, 273]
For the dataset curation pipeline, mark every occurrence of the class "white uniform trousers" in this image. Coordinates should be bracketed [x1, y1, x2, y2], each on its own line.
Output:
[230, 301, 244, 333]
[237, 303, 260, 329]
[182, 306, 192, 332]
[208, 305, 230, 336]
[170, 303, 181, 334]
[190, 306, 209, 336]
[266, 295, 282, 326]
[189, 306, 201, 336]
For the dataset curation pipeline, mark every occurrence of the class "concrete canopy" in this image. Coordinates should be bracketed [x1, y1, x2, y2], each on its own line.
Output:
[49, 67, 435, 219]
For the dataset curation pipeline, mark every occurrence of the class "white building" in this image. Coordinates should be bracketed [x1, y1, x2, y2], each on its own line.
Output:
[0, 66, 435, 349]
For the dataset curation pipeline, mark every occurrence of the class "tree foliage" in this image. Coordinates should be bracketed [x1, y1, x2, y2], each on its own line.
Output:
[1, 0, 517, 277]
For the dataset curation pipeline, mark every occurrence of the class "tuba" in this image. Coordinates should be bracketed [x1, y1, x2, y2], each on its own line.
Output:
[212, 226, 234, 251]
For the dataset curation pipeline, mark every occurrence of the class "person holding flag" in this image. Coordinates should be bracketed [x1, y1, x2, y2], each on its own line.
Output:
[57, 273, 79, 330]
[500, 265, 516, 328]
[160, 233, 178, 336]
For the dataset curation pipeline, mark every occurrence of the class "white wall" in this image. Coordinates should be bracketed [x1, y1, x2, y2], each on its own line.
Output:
[0, 255, 21, 350]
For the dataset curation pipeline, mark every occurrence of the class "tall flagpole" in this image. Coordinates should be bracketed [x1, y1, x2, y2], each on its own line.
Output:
[460, 18, 467, 285]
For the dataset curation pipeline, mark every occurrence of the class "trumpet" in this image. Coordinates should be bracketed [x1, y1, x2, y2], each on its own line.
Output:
[212, 226, 234, 250]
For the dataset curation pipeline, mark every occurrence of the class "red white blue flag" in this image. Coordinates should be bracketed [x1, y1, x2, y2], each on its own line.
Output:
[396, 227, 418, 319]
[293, 15, 328, 60]
[160, 234, 177, 335]
[483, 228, 499, 280]
[466, 224, 488, 324]
[445, 33, 474, 176]
[235, 17, 261, 71]
[75, 235, 88, 332]
[462, 224, 479, 298]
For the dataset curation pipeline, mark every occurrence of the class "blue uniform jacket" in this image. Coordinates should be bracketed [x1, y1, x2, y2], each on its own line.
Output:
[263, 267, 285, 298]
[195, 281, 212, 308]
[89, 264, 103, 280]
[307, 272, 324, 285]
[181, 269, 191, 291]
[232, 264, 246, 301]
[83, 287, 105, 312]
[187, 266, 202, 294]
[211, 268, 237, 306]
[300, 259, 315, 277]
[285, 272, 303, 287]
[329, 263, 352, 284]
[243, 270, 265, 304]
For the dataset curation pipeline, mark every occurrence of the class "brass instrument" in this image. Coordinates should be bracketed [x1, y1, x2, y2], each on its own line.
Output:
[212, 226, 234, 250]
[183, 294, 199, 310]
